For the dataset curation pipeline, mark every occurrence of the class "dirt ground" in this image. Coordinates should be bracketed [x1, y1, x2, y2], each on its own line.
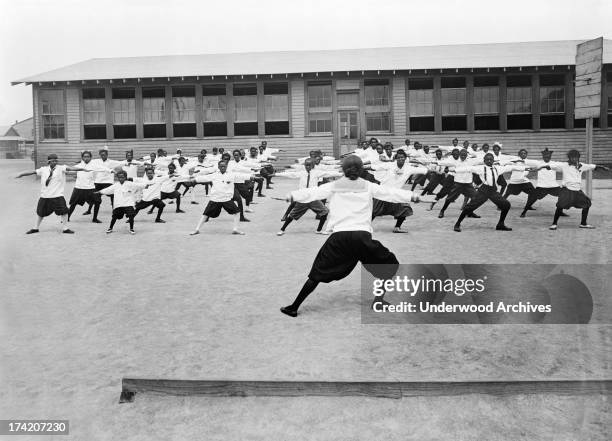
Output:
[1, 159, 611, 440]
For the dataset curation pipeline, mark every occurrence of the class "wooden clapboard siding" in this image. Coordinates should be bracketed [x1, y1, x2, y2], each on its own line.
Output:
[33, 130, 612, 168]
[34, 136, 335, 168]
[290, 79, 305, 137]
[391, 77, 406, 135]
[66, 87, 81, 143]
[32, 87, 40, 146]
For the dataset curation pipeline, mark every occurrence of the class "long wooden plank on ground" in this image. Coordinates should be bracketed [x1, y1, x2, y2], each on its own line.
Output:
[120, 379, 612, 403]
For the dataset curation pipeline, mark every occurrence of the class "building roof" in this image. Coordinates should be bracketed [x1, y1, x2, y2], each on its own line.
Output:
[12, 39, 612, 85]
[5, 118, 33, 141]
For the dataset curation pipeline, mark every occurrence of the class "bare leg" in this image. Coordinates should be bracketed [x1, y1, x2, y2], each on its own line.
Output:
[190, 215, 209, 235]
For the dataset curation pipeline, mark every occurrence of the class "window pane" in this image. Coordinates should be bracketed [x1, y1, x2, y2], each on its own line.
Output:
[540, 86, 565, 113]
[112, 88, 135, 125]
[264, 94, 288, 121]
[474, 86, 499, 114]
[507, 87, 532, 114]
[408, 89, 433, 116]
[234, 95, 257, 122]
[441, 88, 466, 115]
[366, 112, 390, 131]
[308, 112, 332, 133]
[143, 97, 166, 123]
[203, 96, 227, 122]
[172, 96, 195, 122]
[365, 83, 389, 106]
[40, 90, 65, 139]
[308, 84, 332, 109]
[83, 98, 106, 124]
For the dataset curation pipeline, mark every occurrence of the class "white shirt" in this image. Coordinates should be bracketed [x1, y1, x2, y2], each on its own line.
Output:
[36, 165, 67, 198]
[529, 160, 560, 188]
[91, 158, 122, 184]
[549, 162, 596, 191]
[122, 160, 143, 180]
[456, 164, 525, 187]
[277, 168, 343, 189]
[290, 177, 416, 233]
[506, 159, 539, 184]
[98, 181, 145, 208]
[226, 160, 254, 174]
[194, 171, 253, 202]
[135, 175, 167, 201]
[175, 163, 192, 177]
[74, 161, 110, 189]
[159, 174, 185, 194]
[372, 163, 429, 189]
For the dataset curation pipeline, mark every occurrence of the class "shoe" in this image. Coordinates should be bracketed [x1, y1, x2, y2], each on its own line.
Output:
[62, 229, 74, 234]
[176, 209, 185, 213]
[453, 225, 461, 232]
[189, 230, 200, 236]
[496, 224, 512, 231]
[25, 229, 39, 234]
[106, 229, 113, 234]
[257, 194, 266, 198]
[559, 212, 569, 217]
[280, 217, 286, 222]
[245, 207, 254, 213]
[82, 211, 91, 216]
[316, 230, 330, 235]
[155, 219, 166, 223]
[393, 227, 408, 233]
[277, 231, 285, 236]
[438, 212, 445, 219]
[266, 186, 273, 190]
[147, 210, 154, 215]
[92, 219, 102, 223]
[129, 230, 135, 235]
[191, 201, 199, 205]
[232, 230, 246, 235]
[519, 213, 526, 218]
[579, 224, 595, 229]
[167, 201, 174, 204]
[467, 213, 480, 218]
[549, 225, 558, 230]
[280, 306, 297, 317]
[528, 207, 536, 211]
[240, 217, 250, 222]
[428, 202, 436, 211]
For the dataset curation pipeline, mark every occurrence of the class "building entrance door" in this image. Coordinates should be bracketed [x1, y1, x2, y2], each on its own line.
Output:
[337, 111, 359, 156]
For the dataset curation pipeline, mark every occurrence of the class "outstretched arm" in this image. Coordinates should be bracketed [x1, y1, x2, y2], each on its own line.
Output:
[15, 170, 37, 178]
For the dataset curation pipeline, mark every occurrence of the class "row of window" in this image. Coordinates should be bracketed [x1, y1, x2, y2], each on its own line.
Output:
[39, 74, 612, 140]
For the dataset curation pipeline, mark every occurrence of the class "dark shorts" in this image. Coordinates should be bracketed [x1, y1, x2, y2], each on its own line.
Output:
[161, 191, 180, 200]
[36, 197, 69, 217]
[69, 188, 100, 206]
[308, 231, 399, 283]
[531, 186, 561, 201]
[94, 183, 112, 192]
[135, 199, 165, 210]
[556, 188, 591, 209]
[505, 182, 535, 195]
[289, 201, 329, 220]
[372, 199, 413, 219]
[112, 206, 136, 219]
[203, 200, 240, 218]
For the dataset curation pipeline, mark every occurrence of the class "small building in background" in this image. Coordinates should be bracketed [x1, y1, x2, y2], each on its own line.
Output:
[0, 118, 34, 159]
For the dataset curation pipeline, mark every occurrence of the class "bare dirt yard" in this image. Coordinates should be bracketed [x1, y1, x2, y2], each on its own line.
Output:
[1, 159, 610, 440]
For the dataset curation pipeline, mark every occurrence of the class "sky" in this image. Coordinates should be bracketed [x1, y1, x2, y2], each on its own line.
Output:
[0, 0, 610, 127]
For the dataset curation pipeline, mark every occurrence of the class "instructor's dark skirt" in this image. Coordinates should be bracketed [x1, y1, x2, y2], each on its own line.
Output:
[308, 231, 399, 283]
[36, 197, 69, 217]
[112, 206, 136, 219]
[69, 188, 101, 206]
[372, 199, 413, 219]
[556, 188, 591, 209]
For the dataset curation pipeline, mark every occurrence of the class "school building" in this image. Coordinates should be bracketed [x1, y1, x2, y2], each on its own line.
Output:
[11, 39, 612, 167]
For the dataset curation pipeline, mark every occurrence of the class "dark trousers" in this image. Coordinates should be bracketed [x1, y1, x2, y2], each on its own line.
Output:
[441, 182, 476, 212]
[457, 185, 510, 226]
